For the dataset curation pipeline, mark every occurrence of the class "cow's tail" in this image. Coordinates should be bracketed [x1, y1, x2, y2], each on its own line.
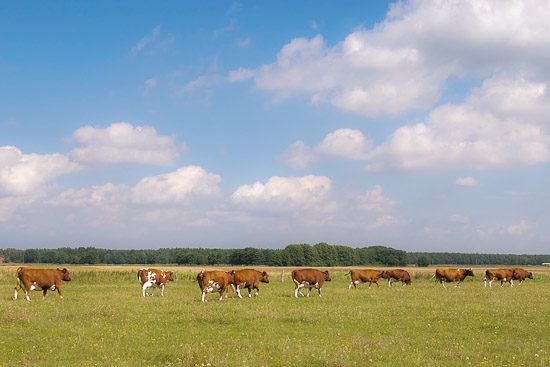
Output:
[137, 269, 142, 281]
[344, 271, 352, 277]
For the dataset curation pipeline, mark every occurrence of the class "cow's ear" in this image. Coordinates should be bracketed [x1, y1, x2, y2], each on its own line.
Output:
[263, 271, 267, 276]
[324, 270, 329, 275]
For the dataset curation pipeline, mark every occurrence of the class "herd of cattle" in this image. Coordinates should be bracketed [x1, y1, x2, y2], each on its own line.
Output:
[10, 266, 534, 302]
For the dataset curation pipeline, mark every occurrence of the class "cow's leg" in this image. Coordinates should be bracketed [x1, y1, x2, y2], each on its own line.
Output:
[441, 281, 446, 288]
[13, 281, 21, 300]
[43, 289, 48, 297]
[294, 285, 300, 298]
[489, 278, 493, 287]
[348, 281, 353, 289]
[160, 284, 165, 296]
[202, 290, 207, 302]
[236, 285, 243, 299]
[434, 279, 439, 287]
[141, 282, 151, 297]
[510, 279, 514, 287]
[306, 287, 312, 297]
[388, 279, 392, 287]
[151, 286, 156, 296]
[455, 281, 461, 288]
[318, 287, 322, 297]
[375, 281, 379, 288]
[484, 277, 487, 287]
[254, 285, 259, 297]
[56, 284, 63, 299]
[248, 286, 253, 298]
[218, 286, 226, 301]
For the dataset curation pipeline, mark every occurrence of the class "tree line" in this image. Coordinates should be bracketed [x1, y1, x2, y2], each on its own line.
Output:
[1, 245, 548, 267]
[0, 243, 407, 266]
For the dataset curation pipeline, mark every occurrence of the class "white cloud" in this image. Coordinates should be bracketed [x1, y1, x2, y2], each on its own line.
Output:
[236, 38, 251, 48]
[47, 183, 127, 208]
[0, 146, 81, 196]
[229, 175, 331, 212]
[131, 166, 222, 204]
[508, 219, 537, 236]
[315, 128, 372, 160]
[278, 141, 317, 170]
[131, 25, 161, 54]
[69, 122, 184, 166]
[455, 177, 478, 186]
[366, 75, 550, 172]
[449, 214, 470, 224]
[231, 1, 550, 117]
[357, 185, 398, 213]
[368, 215, 407, 229]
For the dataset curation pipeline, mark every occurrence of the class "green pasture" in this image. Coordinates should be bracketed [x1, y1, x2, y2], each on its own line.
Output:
[0, 268, 549, 366]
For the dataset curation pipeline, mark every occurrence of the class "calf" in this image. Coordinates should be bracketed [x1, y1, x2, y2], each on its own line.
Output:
[383, 269, 412, 287]
[138, 268, 174, 296]
[345, 269, 385, 289]
[292, 269, 331, 297]
[196, 270, 232, 302]
[232, 269, 270, 298]
[13, 267, 71, 301]
[484, 268, 514, 287]
[510, 268, 533, 285]
[433, 268, 474, 288]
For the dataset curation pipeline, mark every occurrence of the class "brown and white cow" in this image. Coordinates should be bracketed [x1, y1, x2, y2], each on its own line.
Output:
[510, 268, 534, 284]
[231, 269, 270, 298]
[138, 268, 174, 297]
[13, 267, 71, 301]
[292, 269, 331, 297]
[196, 270, 232, 302]
[383, 269, 412, 287]
[484, 268, 515, 287]
[433, 268, 474, 288]
[345, 269, 385, 289]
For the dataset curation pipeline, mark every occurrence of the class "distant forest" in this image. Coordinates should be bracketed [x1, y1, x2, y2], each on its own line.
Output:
[1, 244, 549, 267]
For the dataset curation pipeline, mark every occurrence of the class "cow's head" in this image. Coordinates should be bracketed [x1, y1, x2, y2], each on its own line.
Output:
[528, 272, 533, 279]
[405, 279, 412, 285]
[260, 271, 270, 283]
[323, 270, 331, 281]
[380, 271, 389, 279]
[58, 268, 71, 281]
[464, 268, 474, 278]
[165, 271, 174, 281]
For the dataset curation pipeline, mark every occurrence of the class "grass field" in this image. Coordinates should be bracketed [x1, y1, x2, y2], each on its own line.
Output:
[0, 265, 549, 367]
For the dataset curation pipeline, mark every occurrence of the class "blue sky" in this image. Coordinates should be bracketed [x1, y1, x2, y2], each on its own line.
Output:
[1, 1, 549, 253]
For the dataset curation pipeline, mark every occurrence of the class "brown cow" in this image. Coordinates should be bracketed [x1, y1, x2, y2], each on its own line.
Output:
[138, 268, 174, 297]
[346, 269, 385, 289]
[510, 268, 534, 284]
[13, 267, 71, 301]
[433, 268, 474, 288]
[292, 269, 331, 297]
[232, 269, 270, 298]
[484, 268, 515, 287]
[196, 270, 232, 302]
[383, 269, 412, 287]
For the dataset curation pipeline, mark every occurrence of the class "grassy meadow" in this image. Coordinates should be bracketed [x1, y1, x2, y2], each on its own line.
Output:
[0, 265, 549, 367]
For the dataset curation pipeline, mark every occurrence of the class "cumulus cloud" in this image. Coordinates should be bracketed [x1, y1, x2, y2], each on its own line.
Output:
[278, 141, 317, 170]
[366, 75, 550, 172]
[357, 185, 398, 213]
[131, 166, 222, 204]
[69, 122, 184, 166]
[229, 175, 331, 212]
[368, 215, 407, 229]
[231, 1, 550, 117]
[455, 177, 478, 186]
[0, 146, 81, 196]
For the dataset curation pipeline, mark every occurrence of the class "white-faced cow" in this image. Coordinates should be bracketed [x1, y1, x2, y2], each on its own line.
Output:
[484, 268, 515, 287]
[196, 270, 232, 302]
[510, 268, 533, 284]
[138, 268, 174, 297]
[383, 269, 412, 287]
[13, 267, 71, 301]
[292, 269, 331, 298]
[345, 269, 385, 289]
[231, 269, 270, 298]
[433, 268, 474, 288]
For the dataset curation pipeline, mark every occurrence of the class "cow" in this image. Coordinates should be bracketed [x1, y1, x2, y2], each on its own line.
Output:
[13, 267, 71, 301]
[345, 269, 385, 289]
[138, 268, 174, 297]
[196, 270, 232, 302]
[292, 269, 331, 297]
[484, 268, 515, 287]
[510, 268, 534, 284]
[432, 268, 474, 288]
[383, 269, 412, 287]
[231, 269, 269, 298]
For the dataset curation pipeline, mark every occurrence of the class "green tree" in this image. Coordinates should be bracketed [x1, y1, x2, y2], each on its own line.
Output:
[417, 255, 430, 267]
